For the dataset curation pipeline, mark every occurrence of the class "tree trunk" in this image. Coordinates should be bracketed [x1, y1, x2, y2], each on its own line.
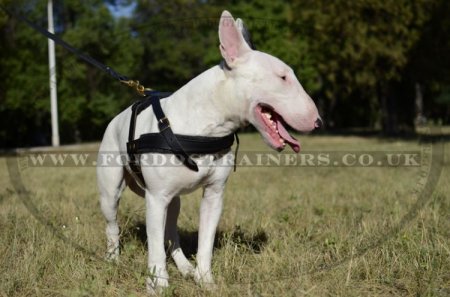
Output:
[378, 82, 398, 135]
[414, 82, 426, 126]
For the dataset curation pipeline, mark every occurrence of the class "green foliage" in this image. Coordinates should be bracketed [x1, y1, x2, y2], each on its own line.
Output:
[0, 0, 142, 146]
[55, 1, 143, 140]
[224, 0, 321, 92]
[291, 0, 440, 129]
[131, 0, 221, 90]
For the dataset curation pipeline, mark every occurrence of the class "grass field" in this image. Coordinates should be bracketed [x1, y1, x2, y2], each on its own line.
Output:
[0, 132, 449, 296]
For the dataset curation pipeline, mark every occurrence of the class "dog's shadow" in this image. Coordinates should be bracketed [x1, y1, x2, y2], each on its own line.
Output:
[122, 222, 268, 257]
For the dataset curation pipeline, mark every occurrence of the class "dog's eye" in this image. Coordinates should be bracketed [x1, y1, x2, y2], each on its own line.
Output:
[280, 75, 287, 81]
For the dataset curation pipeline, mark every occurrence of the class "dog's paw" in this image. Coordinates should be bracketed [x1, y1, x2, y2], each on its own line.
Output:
[194, 267, 217, 291]
[178, 263, 195, 279]
[105, 253, 119, 262]
[105, 246, 120, 262]
[105, 239, 120, 261]
[201, 281, 218, 291]
[146, 276, 169, 295]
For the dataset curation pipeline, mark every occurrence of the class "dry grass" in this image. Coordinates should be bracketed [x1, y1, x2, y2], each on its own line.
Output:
[0, 133, 449, 296]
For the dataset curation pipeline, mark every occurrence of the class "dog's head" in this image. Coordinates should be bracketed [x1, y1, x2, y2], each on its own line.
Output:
[219, 11, 321, 153]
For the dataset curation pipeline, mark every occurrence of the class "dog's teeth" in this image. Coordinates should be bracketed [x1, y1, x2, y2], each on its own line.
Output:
[262, 111, 271, 117]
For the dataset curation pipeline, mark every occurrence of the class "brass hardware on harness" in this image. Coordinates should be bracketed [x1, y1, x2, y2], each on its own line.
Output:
[121, 79, 152, 96]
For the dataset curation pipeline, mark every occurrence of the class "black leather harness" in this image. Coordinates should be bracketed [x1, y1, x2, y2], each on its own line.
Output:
[126, 91, 238, 185]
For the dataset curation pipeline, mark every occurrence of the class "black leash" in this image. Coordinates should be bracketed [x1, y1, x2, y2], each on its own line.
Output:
[0, 5, 148, 96]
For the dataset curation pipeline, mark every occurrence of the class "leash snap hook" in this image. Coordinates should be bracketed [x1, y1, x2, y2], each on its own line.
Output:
[121, 79, 150, 97]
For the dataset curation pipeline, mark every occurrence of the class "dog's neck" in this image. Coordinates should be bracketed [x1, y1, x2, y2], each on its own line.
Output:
[162, 64, 248, 137]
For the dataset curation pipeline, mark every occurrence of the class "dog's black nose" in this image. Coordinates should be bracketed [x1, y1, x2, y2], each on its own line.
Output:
[314, 118, 323, 129]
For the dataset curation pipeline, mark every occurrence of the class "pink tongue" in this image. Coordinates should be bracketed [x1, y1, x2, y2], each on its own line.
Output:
[276, 118, 301, 153]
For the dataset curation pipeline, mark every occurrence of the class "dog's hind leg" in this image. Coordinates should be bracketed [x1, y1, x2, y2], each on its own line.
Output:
[97, 163, 126, 261]
[165, 196, 195, 277]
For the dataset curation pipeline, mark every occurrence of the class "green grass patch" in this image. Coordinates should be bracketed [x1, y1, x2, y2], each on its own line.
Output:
[0, 133, 449, 296]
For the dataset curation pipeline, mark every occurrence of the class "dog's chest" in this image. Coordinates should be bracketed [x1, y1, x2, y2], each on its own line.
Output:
[141, 153, 233, 196]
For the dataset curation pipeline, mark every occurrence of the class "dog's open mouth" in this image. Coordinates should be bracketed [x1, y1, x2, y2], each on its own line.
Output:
[255, 104, 301, 153]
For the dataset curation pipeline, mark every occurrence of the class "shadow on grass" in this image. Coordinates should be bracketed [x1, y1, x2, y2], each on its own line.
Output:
[122, 222, 268, 257]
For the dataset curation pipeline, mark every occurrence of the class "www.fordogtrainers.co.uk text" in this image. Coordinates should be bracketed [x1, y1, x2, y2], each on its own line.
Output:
[18, 151, 422, 168]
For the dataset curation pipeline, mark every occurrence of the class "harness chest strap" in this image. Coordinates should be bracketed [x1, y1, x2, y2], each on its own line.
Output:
[128, 133, 235, 155]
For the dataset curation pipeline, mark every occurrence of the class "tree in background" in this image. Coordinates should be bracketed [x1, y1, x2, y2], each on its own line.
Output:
[0, 0, 50, 146]
[55, 0, 142, 141]
[0, 0, 142, 146]
[292, 0, 438, 134]
[131, 0, 221, 91]
[404, 0, 450, 125]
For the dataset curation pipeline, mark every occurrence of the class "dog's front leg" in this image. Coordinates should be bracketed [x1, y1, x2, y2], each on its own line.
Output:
[145, 191, 170, 294]
[194, 184, 224, 289]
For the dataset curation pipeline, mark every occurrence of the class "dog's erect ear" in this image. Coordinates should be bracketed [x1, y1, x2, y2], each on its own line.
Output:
[236, 18, 256, 50]
[218, 10, 251, 67]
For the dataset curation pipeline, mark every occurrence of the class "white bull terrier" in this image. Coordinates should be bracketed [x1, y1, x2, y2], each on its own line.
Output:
[97, 10, 321, 293]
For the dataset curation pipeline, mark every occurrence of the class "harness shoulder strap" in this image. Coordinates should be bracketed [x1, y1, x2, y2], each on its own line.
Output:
[148, 92, 199, 171]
